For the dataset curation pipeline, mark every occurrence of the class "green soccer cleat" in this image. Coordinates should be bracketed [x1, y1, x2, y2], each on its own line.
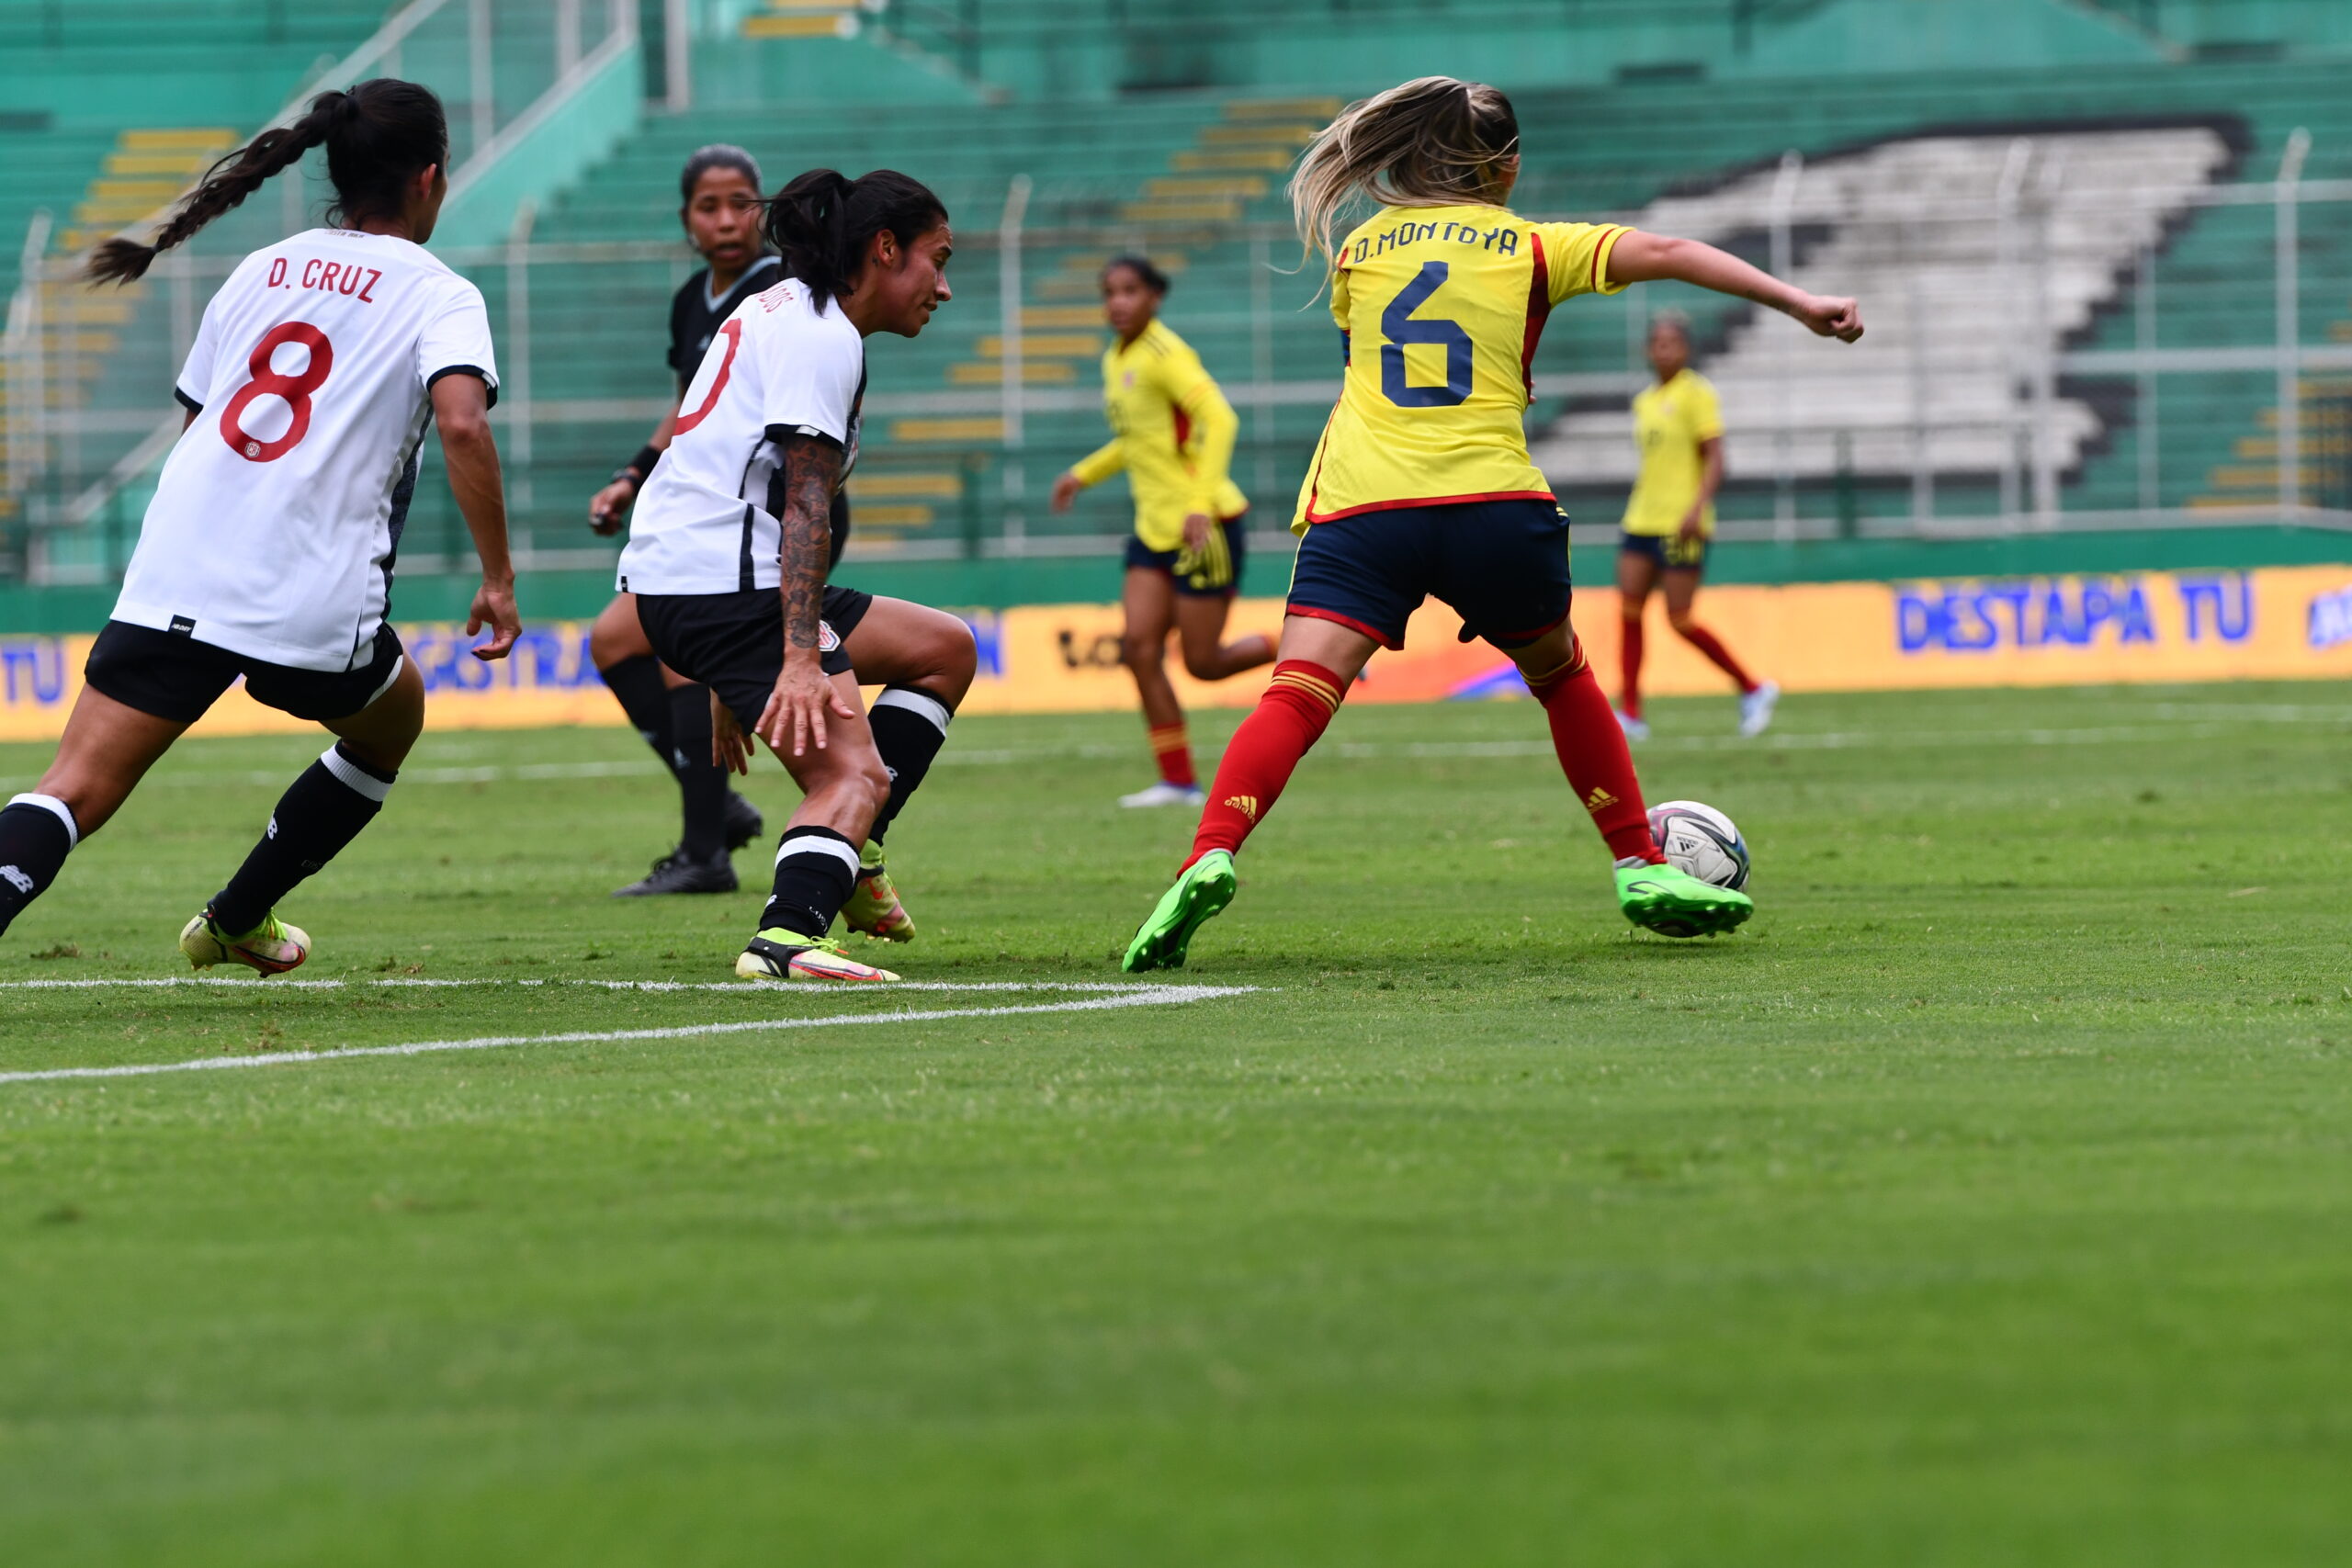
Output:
[1122, 850, 1237, 973]
[1615, 862, 1753, 939]
[735, 926, 899, 983]
[179, 909, 311, 976]
[843, 841, 914, 942]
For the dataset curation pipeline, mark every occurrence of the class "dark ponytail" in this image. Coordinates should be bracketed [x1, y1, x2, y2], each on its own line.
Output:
[762, 167, 947, 311]
[86, 78, 448, 287]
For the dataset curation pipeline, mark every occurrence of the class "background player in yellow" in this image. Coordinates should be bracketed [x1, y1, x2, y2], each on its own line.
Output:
[1051, 255, 1273, 807]
[1615, 311, 1777, 739]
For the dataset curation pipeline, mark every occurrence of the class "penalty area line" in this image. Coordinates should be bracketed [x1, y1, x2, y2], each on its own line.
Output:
[0, 985, 1261, 1086]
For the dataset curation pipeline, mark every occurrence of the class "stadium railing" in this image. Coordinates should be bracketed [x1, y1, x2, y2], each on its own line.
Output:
[0, 0, 640, 569]
[10, 163, 2352, 589]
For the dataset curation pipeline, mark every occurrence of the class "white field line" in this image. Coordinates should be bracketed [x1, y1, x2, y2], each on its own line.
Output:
[0, 977, 1166, 993]
[8, 713, 2346, 796]
[0, 983, 1260, 1085]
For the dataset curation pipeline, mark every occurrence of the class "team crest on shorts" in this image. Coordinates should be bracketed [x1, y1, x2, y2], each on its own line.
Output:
[818, 620, 841, 652]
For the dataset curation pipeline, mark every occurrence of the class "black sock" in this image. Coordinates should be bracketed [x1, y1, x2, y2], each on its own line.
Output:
[208, 742, 395, 935]
[865, 686, 955, 846]
[0, 794, 78, 938]
[602, 655, 679, 776]
[761, 825, 858, 937]
[668, 682, 730, 862]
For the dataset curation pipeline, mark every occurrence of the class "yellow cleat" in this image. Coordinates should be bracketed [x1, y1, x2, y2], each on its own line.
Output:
[735, 927, 900, 983]
[179, 909, 311, 976]
[843, 841, 915, 942]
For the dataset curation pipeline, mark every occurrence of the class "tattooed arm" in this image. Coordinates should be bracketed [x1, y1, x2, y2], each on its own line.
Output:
[756, 430, 857, 757]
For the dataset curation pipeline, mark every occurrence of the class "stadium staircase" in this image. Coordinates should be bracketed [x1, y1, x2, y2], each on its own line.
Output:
[15, 0, 2352, 594]
[1502, 58, 2352, 530]
[460, 40, 2352, 578]
[2, 0, 639, 580]
[0, 1, 390, 543]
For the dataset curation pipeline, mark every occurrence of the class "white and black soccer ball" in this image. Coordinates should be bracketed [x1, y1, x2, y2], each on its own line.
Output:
[1647, 800, 1750, 891]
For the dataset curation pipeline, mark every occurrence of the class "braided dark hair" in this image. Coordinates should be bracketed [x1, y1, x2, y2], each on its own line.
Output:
[86, 78, 448, 287]
[762, 168, 947, 311]
[1102, 254, 1170, 295]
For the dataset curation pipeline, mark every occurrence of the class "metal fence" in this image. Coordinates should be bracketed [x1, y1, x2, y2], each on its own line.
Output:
[8, 146, 2352, 585]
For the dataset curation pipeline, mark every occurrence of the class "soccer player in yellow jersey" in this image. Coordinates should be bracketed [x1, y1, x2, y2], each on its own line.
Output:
[1125, 76, 1862, 970]
[1616, 311, 1776, 741]
[1051, 255, 1273, 807]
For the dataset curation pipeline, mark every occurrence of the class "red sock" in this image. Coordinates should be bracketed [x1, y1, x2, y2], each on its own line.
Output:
[1620, 615, 1645, 718]
[1183, 660, 1344, 869]
[1148, 721, 1195, 788]
[1675, 621, 1757, 694]
[1525, 640, 1662, 863]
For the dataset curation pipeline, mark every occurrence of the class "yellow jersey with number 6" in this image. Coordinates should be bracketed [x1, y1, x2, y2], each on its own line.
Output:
[1293, 202, 1628, 532]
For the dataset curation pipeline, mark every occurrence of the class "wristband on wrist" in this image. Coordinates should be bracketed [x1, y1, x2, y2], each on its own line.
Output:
[615, 444, 662, 485]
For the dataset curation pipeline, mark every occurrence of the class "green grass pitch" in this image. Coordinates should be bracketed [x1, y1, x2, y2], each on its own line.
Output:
[3, 682, 2348, 1564]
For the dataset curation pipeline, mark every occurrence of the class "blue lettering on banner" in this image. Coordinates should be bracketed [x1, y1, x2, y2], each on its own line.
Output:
[1894, 577, 2160, 654]
[2307, 584, 2352, 649]
[2177, 575, 2253, 643]
[399, 624, 605, 694]
[0, 639, 69, 705]
[965, 614, 1004, 680]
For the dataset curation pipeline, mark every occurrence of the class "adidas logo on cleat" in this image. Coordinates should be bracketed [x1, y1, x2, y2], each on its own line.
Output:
[1583, 785, 1619, 812]
[1224, 795, 1259, 821]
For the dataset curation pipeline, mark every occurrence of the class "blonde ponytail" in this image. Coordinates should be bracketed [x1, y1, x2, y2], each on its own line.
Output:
[1287, 76, 1522, 271]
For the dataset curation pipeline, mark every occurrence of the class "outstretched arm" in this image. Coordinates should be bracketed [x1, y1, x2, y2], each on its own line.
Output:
[1054, 437, 1126, 513]
[1606, 232, 1863, 343]
[756, 431, 856, 758]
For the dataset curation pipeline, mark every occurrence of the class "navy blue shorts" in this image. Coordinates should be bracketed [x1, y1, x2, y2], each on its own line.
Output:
[1286, 499, 1571, 650]
[1125, 515, 1246, 597]
[1620, 529, 1709, 572]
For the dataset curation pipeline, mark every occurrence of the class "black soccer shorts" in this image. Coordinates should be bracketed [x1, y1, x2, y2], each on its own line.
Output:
[634, 584, 872, 733]
[84, 621, 408, 724]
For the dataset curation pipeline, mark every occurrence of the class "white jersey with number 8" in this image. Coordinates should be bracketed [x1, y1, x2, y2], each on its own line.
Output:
[112, 228, 498, 671]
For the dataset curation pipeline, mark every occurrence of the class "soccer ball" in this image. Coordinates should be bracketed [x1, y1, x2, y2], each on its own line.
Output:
[1647, 800, 1750, 891]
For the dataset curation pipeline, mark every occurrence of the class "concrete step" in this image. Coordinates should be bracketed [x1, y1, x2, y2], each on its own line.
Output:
[890, 416, 1004, 444]
[1225, 97, 1340, 122]
[743, 11, 856, 38]
[975, 333, 1102, 360]
[850, 472, 964, 500]
[947, 360, 1077, 384]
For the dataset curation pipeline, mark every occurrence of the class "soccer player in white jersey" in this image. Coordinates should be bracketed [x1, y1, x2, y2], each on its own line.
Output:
[582, 147, 973, 933]
[0, 81, 520, 973]
[619, 169, 953, 983]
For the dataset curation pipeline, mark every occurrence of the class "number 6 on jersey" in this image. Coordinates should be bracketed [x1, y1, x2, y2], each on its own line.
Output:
[1379, 261, 1473, 408]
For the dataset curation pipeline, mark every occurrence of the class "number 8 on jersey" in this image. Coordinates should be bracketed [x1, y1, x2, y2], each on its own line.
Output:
[220, 321, 334, 462]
